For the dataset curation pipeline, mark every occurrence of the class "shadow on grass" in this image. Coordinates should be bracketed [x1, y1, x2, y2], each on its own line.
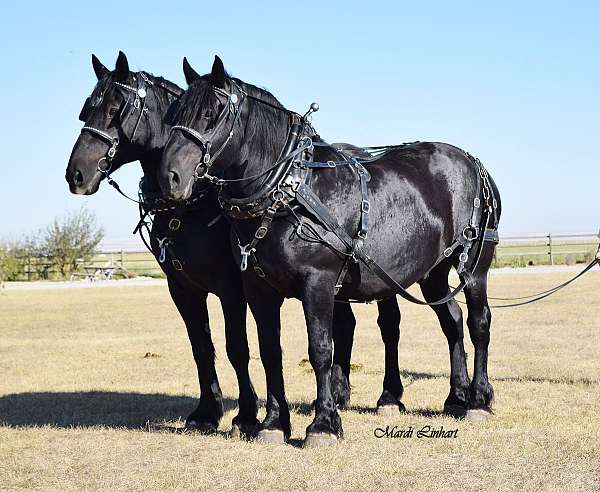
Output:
[0, 391, 239, 429]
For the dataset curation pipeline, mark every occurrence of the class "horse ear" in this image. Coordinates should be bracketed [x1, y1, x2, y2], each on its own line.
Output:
[91, 54, 109, 80]
[182, 57, 200, 85]
[211, 55, 226, 88]
[114, 50, 129, 81]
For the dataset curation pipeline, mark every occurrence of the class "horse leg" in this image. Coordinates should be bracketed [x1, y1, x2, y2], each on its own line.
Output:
[331, 303, 356, 408]
[375, 296, 406, 415]
[244, 276, 289, 443]
[167, 280, 223, 432]
[302, 276, 342, 447]
[463, 245, 495, 420]
[420, 266, 471, 417]
[218, 289, 260, 438]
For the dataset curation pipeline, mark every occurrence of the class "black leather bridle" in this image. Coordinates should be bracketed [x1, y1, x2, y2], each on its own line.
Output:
[168, 79, 308, 188]
[79, 72, 180, 177]
[169, 80, 247, 184]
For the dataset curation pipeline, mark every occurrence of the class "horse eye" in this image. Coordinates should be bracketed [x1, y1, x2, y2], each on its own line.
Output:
[108, 107, 119, 116]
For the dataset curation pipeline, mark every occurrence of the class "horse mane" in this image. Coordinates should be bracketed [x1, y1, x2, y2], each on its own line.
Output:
[174, 73, 290, 164]
[86, 70, 183, 139]
[145, 73, 183, 98]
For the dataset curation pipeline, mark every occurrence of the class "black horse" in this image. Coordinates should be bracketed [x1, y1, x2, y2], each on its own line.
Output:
[159, 56, 502, 447]
[65, 52, 403, 437]
[65, 52, 262, 436]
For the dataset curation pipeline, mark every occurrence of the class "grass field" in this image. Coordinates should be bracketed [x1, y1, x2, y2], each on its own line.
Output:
[1, 269, 599, 491]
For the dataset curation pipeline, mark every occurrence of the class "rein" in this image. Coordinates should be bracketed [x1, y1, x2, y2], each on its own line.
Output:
[451, 257, 600, 308]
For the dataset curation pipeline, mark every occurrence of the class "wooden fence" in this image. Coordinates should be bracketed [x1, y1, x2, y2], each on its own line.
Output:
[7, 231, 600, 281]
[493, 231, 599, 267]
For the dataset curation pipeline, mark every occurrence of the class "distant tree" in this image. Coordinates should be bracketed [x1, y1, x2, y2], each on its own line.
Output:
[41, 208, 104, 278]
[0, 241, 26, 281]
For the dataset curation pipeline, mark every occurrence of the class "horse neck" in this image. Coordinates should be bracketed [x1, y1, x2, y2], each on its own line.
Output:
[141, 76, 182, 151]
[131, 80, 179, 183]
[223, 104, 290, 198]
[139, 148, 163, 193]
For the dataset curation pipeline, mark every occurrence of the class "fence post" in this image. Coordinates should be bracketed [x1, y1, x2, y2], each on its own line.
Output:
[120, 249, 125, 269]
[547, 232, 554, 266]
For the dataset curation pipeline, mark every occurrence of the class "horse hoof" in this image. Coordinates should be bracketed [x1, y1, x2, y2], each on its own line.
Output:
[256, 429, 285, 444]
[230, 422, 259, 439]
[303, 432, 338, 448]
[185, 419, 217, 434]
[376, 404, 401, 417]
[465, 408, 493, 422]
[443, 404, 467, 419]
[229, 424, 244, 439]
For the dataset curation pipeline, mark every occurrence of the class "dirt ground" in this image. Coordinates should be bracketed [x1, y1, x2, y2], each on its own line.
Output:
[1, 269, 599, 491]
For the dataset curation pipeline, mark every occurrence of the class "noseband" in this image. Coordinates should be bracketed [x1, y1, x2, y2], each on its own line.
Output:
[170, 81, 247, 183]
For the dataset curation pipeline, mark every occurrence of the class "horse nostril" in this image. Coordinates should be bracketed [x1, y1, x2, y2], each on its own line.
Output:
[169, 171, 180, 187]
[73, 170, 84, 186]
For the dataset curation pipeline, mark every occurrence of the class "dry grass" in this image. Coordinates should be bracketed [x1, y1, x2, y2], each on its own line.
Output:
[0, 269, 599, 491]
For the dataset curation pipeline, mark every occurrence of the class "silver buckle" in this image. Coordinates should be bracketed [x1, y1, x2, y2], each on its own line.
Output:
[255, 226, 268, 239]
[361, 200, 370, 213]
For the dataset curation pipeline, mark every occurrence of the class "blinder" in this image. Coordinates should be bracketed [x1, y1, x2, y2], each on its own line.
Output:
[78, 92, 105, 122]
[78, 97, 92, 122]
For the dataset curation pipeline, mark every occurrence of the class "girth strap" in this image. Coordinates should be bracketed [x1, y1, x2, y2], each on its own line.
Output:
[334, 160, 371, 295]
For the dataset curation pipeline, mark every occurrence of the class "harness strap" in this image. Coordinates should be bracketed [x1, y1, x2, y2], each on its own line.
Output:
[355, 161, 371, 247]
[295, 184, 471, 305]
[236, 205, 278, 274]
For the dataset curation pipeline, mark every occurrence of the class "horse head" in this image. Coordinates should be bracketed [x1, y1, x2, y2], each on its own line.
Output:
[66, 51, 179, 194]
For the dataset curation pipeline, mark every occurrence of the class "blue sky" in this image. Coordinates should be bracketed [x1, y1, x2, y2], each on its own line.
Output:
[1, 1, 598, 240]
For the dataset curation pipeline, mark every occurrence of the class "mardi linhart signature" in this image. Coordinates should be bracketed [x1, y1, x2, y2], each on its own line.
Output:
[374, 425, 459, 439]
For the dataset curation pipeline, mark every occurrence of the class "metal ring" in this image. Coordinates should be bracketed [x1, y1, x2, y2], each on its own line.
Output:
[168, 218, 181, 231]
[301, 136, 313, 149]
[462, 227, 475, 240]
[272, 189, 285, 202]
[97, 157, 111, 173]
[193, 162, 207, 180]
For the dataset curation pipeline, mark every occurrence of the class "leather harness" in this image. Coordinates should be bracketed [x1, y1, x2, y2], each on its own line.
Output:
[170, 79, 500, 306]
